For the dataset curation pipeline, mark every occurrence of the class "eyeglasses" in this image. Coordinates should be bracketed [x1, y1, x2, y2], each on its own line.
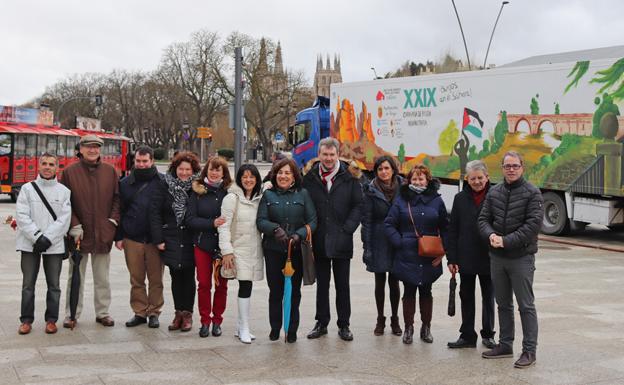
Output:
[502, 164, 522, 170]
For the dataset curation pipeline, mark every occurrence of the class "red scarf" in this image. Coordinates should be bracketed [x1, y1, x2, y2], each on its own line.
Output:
[320, 163, 339, 190]
[470, 186, 487, 207]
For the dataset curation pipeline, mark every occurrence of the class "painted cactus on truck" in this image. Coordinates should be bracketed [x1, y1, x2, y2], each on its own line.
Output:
[330, 57, 624, 196]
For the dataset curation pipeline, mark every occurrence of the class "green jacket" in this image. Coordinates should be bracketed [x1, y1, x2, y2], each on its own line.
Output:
[256, 187, 317, 253]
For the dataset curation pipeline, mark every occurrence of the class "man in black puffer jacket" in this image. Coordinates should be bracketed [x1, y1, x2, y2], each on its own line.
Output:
[478, 151, 543, 369]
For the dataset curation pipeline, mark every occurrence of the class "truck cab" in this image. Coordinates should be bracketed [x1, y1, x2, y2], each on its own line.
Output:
[289, 96, 330, 168]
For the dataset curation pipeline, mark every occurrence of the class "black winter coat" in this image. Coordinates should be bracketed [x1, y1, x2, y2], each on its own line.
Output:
[149, 179, 195, 269]
[115, 169, 162, 243]
[185, 180, 228, 256]
[384, 180, 448, 286]
[478, 177, 543, 259]
[446, 183, 491, 275]
[361, 176, 402, 273]
[256, 187, 317, 254]
[302, 160, 363, 259]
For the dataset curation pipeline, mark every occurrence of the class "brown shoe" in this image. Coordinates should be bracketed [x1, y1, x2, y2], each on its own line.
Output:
[514, 351, 536, 368]
[63, 316, 77, 329]
[45, 322, 58, 334]
[18, 322, 32, 335]
[180, 311, 193, 332]
[168, 311, 183, 331]
[96, 316, 115, 327]
[482, 344, 514, 359]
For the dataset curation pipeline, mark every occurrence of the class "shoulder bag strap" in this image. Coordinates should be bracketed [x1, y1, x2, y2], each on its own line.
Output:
[31, 182, 57, 221]
[126, 180, 150, 208]
[406, 201, 420, 238]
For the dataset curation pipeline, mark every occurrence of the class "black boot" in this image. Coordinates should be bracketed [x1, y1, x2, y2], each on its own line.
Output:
[390, 316, 402, 336]
[374, 316, 386, 336]
[419, 297, 433, 343]
[402, 297, 415, 345]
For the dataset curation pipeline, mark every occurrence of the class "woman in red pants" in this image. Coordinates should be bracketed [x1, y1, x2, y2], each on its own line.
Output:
[186, 156, 232, 338]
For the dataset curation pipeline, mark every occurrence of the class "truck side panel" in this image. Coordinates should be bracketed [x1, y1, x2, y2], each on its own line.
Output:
[329, 58, 624, 198]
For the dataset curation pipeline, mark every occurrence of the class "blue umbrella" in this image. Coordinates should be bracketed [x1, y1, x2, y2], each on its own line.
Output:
[282, 240, 295, 341]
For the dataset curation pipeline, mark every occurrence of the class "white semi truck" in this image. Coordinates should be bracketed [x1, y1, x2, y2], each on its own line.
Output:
[290, 57, 624, 235]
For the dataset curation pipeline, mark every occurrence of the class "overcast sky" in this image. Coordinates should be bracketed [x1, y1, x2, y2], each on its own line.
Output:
[2, 0, 623, 105]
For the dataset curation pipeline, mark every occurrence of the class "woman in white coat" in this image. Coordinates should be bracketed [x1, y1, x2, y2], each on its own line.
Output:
[219, 164, 264, 344]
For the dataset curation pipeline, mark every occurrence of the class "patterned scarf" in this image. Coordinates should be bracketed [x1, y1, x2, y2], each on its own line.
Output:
[373, 176, 399, 203]
[164, 172, 196, 226]
[320, 162, 340, 191]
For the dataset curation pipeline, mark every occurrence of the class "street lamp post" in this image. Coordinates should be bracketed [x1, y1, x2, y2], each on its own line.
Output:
[55, 95, 103, 127]
[370, 67, 382, 80]
[451, 0, 471, 71]
[483, 1, 510, 69]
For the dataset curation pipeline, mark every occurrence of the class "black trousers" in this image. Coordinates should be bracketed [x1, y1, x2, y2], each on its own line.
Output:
[169, 265, 196, 312]
[315, 257, 351, 328]
[265, 249, 303, 334]
[20, 252, 63, 323]
[459, 272, 496, 342]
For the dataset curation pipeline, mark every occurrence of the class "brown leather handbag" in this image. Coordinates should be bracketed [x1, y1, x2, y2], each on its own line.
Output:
[407, 201, 445, 258]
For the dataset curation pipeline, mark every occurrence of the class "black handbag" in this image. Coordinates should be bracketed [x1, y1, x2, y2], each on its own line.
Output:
[30, 182, 73, 259]
[302, 224, 316, 285]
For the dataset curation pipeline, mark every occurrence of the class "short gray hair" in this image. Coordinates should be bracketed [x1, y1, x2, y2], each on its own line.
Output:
[465, 160, 488, 175]
[501, 151, 523, 165]
[318, 137, 340, 154]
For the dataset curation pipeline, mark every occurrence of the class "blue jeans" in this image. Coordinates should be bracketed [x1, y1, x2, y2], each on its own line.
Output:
[20, 252, 63, 323]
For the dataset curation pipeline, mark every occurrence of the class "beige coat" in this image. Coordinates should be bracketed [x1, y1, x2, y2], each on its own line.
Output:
[218, 184, 264, 281]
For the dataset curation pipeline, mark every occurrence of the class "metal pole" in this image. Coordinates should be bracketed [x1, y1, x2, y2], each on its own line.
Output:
[451, 0, 471, 71]
[234, 47, 243, 171]
[200, 137, 205, 163]
[483, 1, 509, 69]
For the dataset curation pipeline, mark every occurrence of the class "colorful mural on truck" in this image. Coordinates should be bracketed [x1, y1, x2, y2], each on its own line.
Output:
[330, 57, 624, 197]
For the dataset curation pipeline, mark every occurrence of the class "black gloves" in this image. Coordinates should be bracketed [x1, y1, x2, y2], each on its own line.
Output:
[274, 226, 289, 244]
[33, 235, 52, 253]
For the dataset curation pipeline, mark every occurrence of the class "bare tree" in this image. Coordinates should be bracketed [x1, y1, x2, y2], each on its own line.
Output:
[159, 29, 227, 152]
[40, 73, 107, 128]
[218, 33, 310, 160]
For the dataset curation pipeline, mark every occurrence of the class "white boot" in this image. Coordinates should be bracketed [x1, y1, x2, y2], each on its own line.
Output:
[234, 320, 256, 339]
[234, 303, 255, 340]
[238, 297, 252, 344]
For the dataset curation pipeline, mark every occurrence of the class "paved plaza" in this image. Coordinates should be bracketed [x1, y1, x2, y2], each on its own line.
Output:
[1, 194, 624, 385]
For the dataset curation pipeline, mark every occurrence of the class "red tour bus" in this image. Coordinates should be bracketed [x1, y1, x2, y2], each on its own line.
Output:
[0, 107, 132, 201]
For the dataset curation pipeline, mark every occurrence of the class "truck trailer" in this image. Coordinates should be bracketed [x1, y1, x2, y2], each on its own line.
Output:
[289, 57, 624, 235]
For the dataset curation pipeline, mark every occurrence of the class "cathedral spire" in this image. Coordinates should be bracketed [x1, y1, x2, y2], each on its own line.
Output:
[258, 38, 268, 74]
[334, 54, 341, 72]
[274, 41, 284, 74]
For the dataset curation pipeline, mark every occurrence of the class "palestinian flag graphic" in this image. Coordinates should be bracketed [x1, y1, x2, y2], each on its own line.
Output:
[462, 108, 484, 138]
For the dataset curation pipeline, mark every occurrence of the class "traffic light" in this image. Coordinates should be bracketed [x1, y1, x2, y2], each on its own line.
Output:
[207, 133, 213, 142]
[94, 95, 103, 106]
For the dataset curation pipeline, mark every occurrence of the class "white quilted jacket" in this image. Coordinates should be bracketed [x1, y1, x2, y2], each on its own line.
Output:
[218, 184, 264, 281]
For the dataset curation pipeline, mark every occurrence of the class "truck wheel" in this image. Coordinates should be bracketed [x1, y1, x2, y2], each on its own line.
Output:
[607, 224, 624, 232]
[541, 192, 570, 235]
